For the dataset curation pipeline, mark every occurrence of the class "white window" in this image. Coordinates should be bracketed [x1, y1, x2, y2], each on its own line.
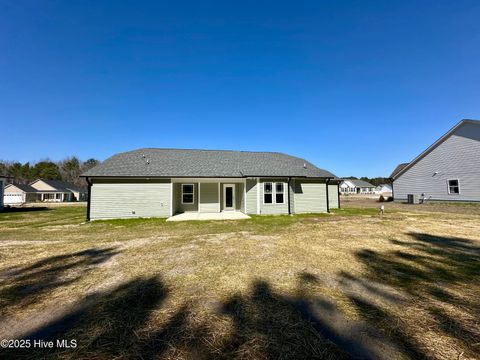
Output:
[182, 184, 194, 204]
[263, 182, 285, 204]
[447, 179, 460, 194]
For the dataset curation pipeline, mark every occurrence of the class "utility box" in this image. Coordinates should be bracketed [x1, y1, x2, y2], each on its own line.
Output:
[407, 194, 420, 204]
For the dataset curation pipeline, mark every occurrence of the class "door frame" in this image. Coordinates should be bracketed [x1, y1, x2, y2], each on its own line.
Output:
[223, 184, 236, 211]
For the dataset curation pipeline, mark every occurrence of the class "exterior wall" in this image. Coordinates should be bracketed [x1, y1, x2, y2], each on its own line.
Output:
[174, 183, 198, 213]
[258, 178, 289, 215]
[289, 180, 295, 213]
[293, 179, 328, 213]
[90, 179, 171, 220]
[328, 184, 339, 209]
[30, 180, 56, 191]
[199, 183, 219, 213]
[394, 122, 480, 202]
[245, 178, 257, 214]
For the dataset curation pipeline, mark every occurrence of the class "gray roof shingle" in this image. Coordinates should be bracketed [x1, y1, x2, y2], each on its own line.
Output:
[345, 179, 375, 188]
[82, 148, 337, 178]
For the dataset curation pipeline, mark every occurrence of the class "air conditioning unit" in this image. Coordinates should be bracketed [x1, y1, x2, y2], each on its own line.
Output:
[407, 194, 420, 204]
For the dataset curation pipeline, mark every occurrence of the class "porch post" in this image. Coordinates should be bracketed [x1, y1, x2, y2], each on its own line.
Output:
[218, 182, 221, 212]
[256, 178, 260, 215]
[170, 182, 174, 216]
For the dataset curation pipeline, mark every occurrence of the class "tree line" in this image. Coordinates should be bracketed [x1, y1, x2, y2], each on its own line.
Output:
[0, 157, 100, 188]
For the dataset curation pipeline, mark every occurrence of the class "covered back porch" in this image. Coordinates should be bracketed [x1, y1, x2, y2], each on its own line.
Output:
[171, 178, 246, 215]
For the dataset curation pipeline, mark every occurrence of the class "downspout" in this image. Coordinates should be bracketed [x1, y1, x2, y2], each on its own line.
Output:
[390, 178, 395, 201]
[287, 177, 292, 215]
[326, 178, 331, 213]
[86, 177, 92, 222]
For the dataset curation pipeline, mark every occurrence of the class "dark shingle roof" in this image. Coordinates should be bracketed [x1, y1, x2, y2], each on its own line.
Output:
[389, 163, 409, 178]
[82, 148, 337, 178]
[349, 179, 375, 188]
[35, 179, 84, 193]
[6, 183, 38, 192]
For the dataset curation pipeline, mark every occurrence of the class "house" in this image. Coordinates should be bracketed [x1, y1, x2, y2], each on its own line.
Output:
[339, 179, 376, 194]
[375, 184, 393, 195]
[29, 179, 87, 202]
[3, 179, 87, 205]
[391, 119, 480, 202]
[81, 148, 340, 220]
[4, 183, 39, 205]
[0, 176, 5, 210]
[339, 180, 356, 194]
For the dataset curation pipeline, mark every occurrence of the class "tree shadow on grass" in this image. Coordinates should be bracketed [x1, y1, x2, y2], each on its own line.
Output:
[0, 247, 120, 316]
[339, 232, 480, 358]
[2, 232, 479, 359]
[3, 276, 168, 360]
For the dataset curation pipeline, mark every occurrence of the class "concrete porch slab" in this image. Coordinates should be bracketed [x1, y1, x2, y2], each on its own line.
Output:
[166, 212, 251, 222]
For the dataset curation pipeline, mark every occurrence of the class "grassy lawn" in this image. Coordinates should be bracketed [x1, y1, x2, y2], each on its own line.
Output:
[0, 202, 479, 359]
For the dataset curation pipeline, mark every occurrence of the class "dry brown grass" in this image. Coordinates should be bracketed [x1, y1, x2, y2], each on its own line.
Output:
[0, 201, 479, 359]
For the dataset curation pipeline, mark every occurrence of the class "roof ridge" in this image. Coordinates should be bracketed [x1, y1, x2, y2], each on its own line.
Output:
[124, 148, 286, 155]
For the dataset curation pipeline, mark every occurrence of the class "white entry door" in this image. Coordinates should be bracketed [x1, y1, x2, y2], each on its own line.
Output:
[223, 184, 235, 211]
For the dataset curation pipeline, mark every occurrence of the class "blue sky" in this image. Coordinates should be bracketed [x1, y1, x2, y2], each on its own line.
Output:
[1, 1, 479, 177]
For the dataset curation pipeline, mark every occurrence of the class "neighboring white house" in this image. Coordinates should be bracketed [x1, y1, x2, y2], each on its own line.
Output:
[339, 179, 376, 194]
[375, 184, 393, 195]
[29, 179, 87, 202]
[391, 119, 480, 202]
[4, 183, 39, 205]
[3, 179, 87, 206]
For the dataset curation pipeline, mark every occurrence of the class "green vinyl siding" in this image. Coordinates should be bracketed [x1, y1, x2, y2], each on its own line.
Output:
[90, 179, 171, 220]
[293, 180, 327, 213]
[199, 183, 219, 213]
[174, 183, 198, 213]
[245, 178, 257, 214]
[259, 178, 289, 215]
[328, 184, 339, 209]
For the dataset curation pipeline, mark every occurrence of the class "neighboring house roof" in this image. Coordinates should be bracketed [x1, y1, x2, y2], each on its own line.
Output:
[391, 119, 480, 180]
[82, 148, 337, 178]
[5, 183, 38, 193]
[390, 163, 409, 178]
[349, 179, 375, 188]
[31, 179, 85, 193]
[376, 184, 392, 190]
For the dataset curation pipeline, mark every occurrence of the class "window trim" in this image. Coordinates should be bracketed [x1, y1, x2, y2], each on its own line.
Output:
[263, 181, 286, 205]
[447, 179, 460, 195]
[181, 184, 195, 204]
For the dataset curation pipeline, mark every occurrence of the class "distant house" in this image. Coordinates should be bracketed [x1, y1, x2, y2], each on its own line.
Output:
[4, 184, 39, 205]
[29, 179, 87, 202]
[391, 119, 480, 202]
[375, 184, 393, 195]
[339, 179, 376, 195]
[82, 148, 340, 220]
[3, 179, 87, 205]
